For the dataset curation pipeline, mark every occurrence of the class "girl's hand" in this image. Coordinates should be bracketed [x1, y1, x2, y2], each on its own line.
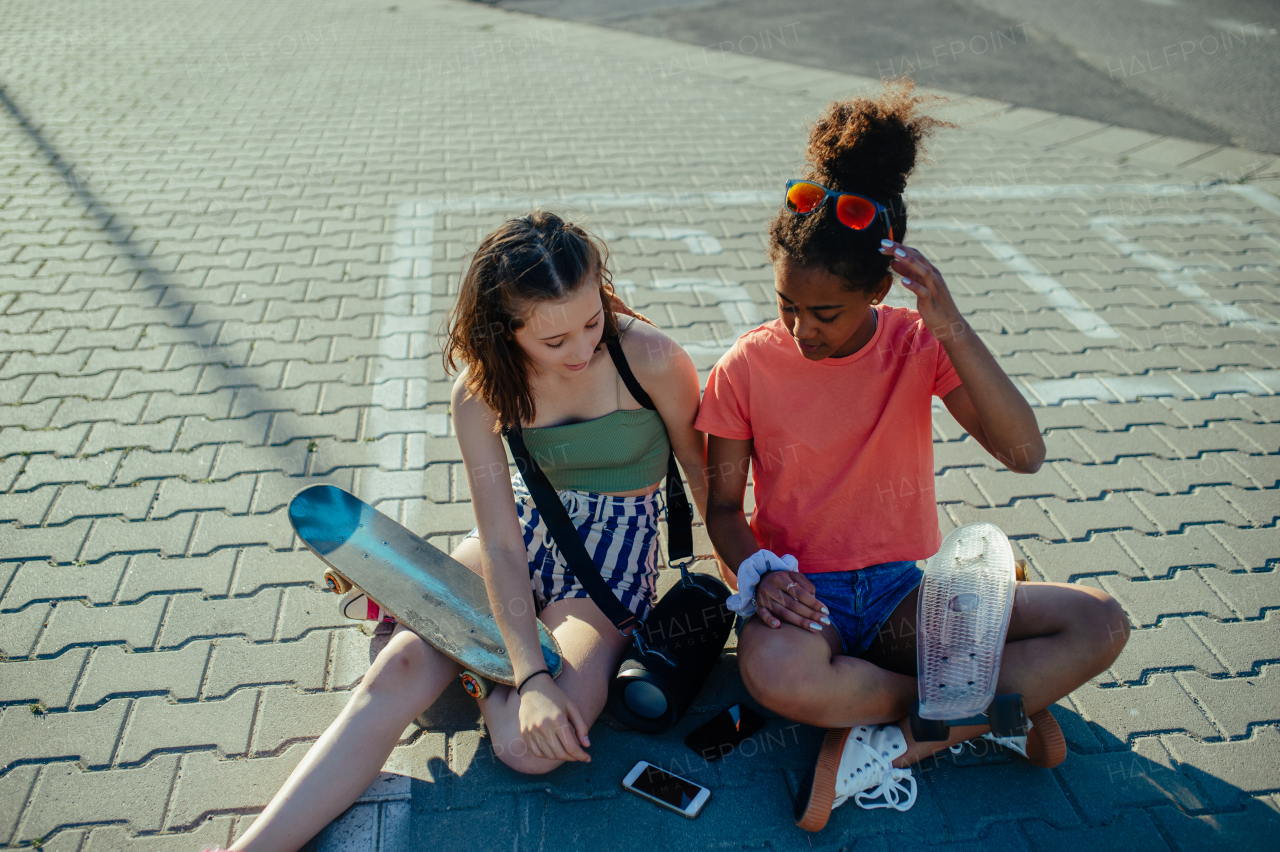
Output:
[517, 675, 591, 763]
[879, 239, 966, 342]
[754, 570, 830, 633]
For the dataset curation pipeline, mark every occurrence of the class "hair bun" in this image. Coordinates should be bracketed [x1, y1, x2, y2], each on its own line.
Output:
[803, 80, 951, 202]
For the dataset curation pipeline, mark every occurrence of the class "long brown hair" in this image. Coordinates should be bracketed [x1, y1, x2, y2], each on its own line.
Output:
[444, 210, 623, 432]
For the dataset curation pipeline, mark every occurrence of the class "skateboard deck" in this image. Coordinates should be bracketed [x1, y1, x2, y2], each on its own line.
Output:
[288, 484, 563, 696]
[913, 522, 1025, 738]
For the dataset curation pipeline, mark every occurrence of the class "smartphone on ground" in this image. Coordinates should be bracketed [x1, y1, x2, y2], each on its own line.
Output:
[622, 760, 711, 819]
[684, 703, 768, 761]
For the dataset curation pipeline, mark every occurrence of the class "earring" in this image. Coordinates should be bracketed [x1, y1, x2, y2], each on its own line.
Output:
[871, 298, 881, 305]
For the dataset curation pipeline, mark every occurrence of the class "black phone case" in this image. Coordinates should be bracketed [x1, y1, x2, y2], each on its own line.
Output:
[684, 704, 768, 761]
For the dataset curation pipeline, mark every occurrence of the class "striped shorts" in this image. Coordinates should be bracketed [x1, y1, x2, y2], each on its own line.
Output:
[466, 474, 662, 620]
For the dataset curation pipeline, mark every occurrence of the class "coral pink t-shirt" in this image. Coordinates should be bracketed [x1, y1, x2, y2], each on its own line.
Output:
[695, 308, 962, 573]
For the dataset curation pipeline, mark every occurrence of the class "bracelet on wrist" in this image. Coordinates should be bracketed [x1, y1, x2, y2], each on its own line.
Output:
[516, 669, 551, 694]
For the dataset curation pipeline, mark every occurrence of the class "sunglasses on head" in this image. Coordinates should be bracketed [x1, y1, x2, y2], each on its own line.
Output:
[783, 180, 894, 241]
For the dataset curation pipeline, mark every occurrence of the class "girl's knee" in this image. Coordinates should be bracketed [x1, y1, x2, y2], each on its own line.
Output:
[1092, 591, 1130, 660]
[740, 635, 814, 713]
[1068, 587, 1130, 665]
[363, 635, 437, 701]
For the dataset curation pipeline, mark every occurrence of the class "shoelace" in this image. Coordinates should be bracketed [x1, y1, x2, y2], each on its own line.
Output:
[949, 732, 1029, 758]
[854, 764, 918, 812]
[835, 741, 919, 812]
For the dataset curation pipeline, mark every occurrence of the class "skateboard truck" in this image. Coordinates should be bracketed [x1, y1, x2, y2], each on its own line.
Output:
[910, 694, 1030, 742]
[319, 570, 501, 700]
[910, 523, 1030, 743]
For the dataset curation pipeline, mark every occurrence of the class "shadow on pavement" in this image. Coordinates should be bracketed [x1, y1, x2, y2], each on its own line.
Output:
[0, 79, 322, 470]
[357, 635, 1275, 848]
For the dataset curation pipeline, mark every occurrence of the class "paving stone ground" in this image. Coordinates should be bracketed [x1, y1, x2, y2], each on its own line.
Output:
[1, 1, 1278, 850]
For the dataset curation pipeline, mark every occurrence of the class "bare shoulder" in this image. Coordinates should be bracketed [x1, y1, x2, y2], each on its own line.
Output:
[449, 369, 472, 409]
[450, 368, 499, 435]
[618, 317, 695, 387]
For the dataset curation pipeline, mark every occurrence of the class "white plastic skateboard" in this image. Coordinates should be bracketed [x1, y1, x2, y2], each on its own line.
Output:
[910, 522, 1029, 741]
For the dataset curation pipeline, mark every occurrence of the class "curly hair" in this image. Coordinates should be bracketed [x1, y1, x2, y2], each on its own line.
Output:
[443, 210, 623, 432]
[768, 80, 954, 294]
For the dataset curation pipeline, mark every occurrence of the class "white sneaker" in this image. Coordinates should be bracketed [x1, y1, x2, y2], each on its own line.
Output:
[983, 727, 1030, 757]
[794, 724, 917, 832]
[339, 587, 395, 623]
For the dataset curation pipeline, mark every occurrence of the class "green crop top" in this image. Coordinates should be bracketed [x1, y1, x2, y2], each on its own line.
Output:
[520, 371, 670, 494]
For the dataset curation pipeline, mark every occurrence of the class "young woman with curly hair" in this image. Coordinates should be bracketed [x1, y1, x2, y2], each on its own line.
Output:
[225, 211, 710, 852]
[696, 84, 1130, 831]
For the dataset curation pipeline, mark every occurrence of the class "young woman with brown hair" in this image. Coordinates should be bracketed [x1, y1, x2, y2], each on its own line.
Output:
[224, 210, 710, 852]
[696, 84, 1130, 831]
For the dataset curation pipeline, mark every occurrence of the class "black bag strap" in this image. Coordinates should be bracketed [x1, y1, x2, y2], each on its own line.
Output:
[506, 426, 641, 636]
[502, 334, 695, 637]
[604, 336, 694, 562]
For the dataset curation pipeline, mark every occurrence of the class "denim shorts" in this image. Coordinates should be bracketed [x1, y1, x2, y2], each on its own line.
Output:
[808, 561, 923, 656]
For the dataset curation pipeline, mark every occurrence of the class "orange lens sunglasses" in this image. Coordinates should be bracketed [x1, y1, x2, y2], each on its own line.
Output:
[783, 180, 894, 241]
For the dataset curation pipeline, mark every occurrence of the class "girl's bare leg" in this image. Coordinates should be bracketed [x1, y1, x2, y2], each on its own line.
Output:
[445, 536, 633, 774]
[230, 624, 461, 852]
[739, 581, 1130, 768]
[889, 582, 1128, 767]
[476, 596, 630, 773]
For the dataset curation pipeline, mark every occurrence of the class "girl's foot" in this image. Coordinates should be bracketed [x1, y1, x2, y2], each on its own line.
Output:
[794, 724, 917, 832]
[339, 586, 397, 624]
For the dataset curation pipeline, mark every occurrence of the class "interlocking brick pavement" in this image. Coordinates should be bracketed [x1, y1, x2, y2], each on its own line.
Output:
[1, 0, 1278, 849]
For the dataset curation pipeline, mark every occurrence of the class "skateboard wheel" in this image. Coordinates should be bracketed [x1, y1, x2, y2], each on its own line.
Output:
[324, 570, 352, 595]
[1014, 559, 1028, 582]
[986, 693, 1029, 737]
[460, 671, 492, 699]
[909, 701, 950, 742]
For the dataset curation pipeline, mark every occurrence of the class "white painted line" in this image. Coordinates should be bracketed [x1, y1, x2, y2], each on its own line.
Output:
[615, 276, 763, 357]
[626, 226, 723, 255]
[1250, 369, 1280, 393]
[1089, 216, 1279, 331]
[425, 191, 772, 213]
[367, 201, 447, 454]
[310, 802, 378, 852]
[1207, 18, 1269, 38]
[414, 183, 1280, 218]
[311, 782, 410, 852]
[378, 801, 411, 851]
[906, 184, 1203, 201]
[311, 769, 411, 852]
[399, 183, 1279, 367]
[1230, 185, 1280, 219]
[357, 771, 413, 802]
[915, 221, 1120, 338]
[421, 185, 1223, 213]
[1021, 369, 1278, 405]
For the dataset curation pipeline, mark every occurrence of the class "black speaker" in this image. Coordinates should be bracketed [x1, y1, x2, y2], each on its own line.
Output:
[609, 571, 735, 734]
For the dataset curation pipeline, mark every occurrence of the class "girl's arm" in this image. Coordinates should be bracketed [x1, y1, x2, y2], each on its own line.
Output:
[705, 434, 828, 631]
[450, 375, 591, 763]
[882, 240, 1046, 474]
[704, 435, 764, 575]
